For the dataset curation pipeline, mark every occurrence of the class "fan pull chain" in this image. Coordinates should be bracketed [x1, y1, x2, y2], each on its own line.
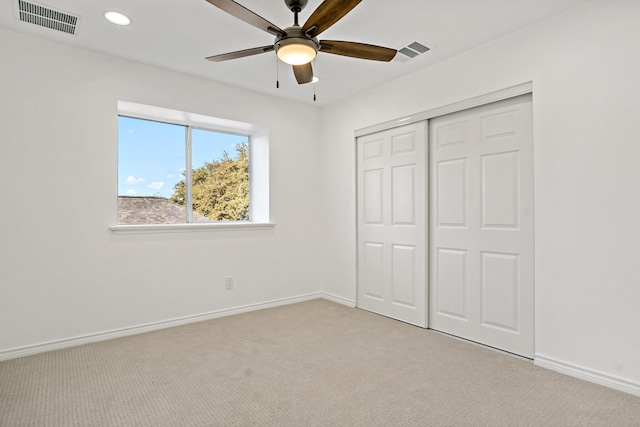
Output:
[313, 58, 317, 101]
[276, 55, 280, 89]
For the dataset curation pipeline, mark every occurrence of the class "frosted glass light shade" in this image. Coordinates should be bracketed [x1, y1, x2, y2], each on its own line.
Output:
[276, 43, 317, 65]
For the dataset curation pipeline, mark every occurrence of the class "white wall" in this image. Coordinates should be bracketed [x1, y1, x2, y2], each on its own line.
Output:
[0, 28, 325, 355]
[320, 0, 640, 391]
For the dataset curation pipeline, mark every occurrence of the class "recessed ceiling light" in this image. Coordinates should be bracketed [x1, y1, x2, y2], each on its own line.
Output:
[104, 11, 131, 26]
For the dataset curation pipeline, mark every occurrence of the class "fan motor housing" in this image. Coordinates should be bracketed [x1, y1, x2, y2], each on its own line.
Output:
[275, 26, 319, 56]
[284, 0, 308, 12]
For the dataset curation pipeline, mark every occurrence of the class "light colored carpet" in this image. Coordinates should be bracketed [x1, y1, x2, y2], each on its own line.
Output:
[1, 299, 639, 426]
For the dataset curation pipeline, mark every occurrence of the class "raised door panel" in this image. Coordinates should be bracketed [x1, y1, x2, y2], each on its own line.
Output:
[392, 244, 417, 308]
[363, 169, 384, 225]
[392, 133, 416, 156]
[437, 121, 467, 149]
[363, 138, 384, 159]
[481, 252, 519, 332]
[363, 242, 385, 301]
[392, 165, 416, 226]
[435, 248, 467, 319]
[437, 159, 468, 228]
[482, 110, 519, 141]
[481, 152, 519, 229]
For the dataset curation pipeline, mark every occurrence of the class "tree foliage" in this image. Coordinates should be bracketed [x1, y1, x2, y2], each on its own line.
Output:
[171, 143, 249, 221]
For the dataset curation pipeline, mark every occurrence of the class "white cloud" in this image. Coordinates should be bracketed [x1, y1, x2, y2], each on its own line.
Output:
[146, 181, 165, 191]
[125, 176, 145, 185]
[126, 189, 137, 196]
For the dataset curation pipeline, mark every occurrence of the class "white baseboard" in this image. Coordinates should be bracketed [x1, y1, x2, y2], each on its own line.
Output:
[0, 292, 350, 362]
[320, 292, 357, 308]
[535, 354, 640, 397]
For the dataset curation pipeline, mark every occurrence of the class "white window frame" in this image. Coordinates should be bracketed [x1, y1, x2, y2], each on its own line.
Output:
[111, 101, 274, 234]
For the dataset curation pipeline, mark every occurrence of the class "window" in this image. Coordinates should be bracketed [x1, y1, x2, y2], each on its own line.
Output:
[113, 102, 270, 231]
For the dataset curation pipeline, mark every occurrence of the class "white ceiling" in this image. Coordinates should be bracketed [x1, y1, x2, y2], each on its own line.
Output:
[0, 0, 591, 106]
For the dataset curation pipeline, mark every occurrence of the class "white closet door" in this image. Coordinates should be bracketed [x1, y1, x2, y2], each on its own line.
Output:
[357, 122, 427, 327]
[429, 94, 534, 357]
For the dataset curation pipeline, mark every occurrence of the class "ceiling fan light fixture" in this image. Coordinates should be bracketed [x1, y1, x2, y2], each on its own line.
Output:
[276, 38, 317, 65]
[203, 0, 397, 89]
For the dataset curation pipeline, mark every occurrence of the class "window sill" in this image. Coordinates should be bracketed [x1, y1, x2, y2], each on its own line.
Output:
[110, 222, 276, 235]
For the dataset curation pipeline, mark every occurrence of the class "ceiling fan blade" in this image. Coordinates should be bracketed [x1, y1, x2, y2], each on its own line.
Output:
[206, 45, 275, 62]
[319, 40, 397, 62]
[293, 63, 314, 84]
[302, 0, 361, 37]
[204, 0, 284, 36]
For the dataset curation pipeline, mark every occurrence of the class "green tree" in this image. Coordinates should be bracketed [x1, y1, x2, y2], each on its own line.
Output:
[171, 143, 249, 221]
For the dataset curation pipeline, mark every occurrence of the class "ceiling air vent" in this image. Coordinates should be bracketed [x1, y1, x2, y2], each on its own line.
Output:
[17, 0, 79, 35]
[395, 41, 431, 63]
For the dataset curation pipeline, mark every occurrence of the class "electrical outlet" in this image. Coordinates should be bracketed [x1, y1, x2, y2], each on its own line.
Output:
[225, 276, 233, 290]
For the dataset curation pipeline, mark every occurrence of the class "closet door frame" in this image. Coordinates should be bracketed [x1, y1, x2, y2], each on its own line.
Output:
[355, 82, 533, 338]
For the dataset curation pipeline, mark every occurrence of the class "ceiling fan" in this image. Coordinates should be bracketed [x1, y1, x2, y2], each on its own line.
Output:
[204, 0, 397, 85]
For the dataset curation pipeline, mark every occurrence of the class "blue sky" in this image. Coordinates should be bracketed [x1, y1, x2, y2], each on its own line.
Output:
[118, 116, 248, 198]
